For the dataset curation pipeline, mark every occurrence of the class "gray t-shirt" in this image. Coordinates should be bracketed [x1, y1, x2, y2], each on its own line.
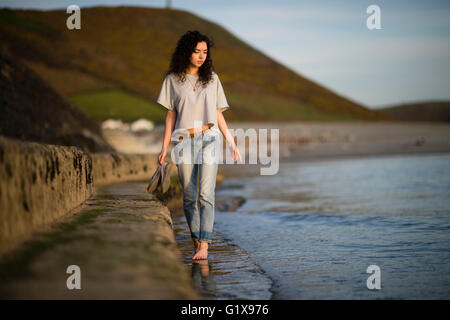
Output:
[156, 71, 230, 133]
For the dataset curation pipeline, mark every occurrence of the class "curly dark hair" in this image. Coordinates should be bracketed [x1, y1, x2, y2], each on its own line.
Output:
[165, 30, 215, 88]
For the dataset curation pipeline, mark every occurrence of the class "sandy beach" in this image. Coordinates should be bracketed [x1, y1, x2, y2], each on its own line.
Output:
[100, 120, 450, 209]
[103, 121, 450, 159]
[102, 121, 450, 179]
[214, 120, 450, 177]
[226, 120, 450, 159]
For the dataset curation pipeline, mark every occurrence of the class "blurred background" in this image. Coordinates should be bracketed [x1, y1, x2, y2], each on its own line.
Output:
[1, 0, 449, 155]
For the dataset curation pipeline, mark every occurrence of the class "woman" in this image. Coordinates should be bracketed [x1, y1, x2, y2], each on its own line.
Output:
[156, 30, 242, 260]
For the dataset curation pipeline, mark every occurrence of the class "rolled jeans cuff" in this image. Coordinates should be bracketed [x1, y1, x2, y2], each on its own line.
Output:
[191, 231, 213, 243]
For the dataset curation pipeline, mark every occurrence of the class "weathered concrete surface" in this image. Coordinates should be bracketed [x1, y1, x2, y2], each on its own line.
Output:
[0, 136, 93, 257]
[0, 181, 199, 299]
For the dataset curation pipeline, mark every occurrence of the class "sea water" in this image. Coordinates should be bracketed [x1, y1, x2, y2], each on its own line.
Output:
[215, 152, 450, 299]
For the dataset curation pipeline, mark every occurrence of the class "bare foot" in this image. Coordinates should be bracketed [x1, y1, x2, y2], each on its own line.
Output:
[193, 239, 200, 253]
[192, 241, 208, 260]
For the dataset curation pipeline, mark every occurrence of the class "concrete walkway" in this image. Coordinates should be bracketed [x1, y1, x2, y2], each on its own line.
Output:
[0, 181, 198, 299]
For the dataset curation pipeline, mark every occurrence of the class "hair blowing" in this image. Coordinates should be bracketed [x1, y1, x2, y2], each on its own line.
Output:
[165, 30, 215, 87]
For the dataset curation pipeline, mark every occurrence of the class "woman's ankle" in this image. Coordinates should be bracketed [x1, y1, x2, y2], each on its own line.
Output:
[199, 241, 209, 248]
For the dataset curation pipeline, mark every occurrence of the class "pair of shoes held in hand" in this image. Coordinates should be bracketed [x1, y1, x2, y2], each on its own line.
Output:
[147, 161, 172, 194]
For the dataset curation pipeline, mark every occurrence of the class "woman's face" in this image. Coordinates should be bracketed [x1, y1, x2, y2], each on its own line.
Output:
[189, 41, 207, 68]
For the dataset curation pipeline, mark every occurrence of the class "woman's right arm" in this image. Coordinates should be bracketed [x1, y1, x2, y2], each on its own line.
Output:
[158, 110, 177, 165]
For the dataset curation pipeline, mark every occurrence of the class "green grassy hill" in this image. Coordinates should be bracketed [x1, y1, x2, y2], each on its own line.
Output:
[0, 6, 389, 124]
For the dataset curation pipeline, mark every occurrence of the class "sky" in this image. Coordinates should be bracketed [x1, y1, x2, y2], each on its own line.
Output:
[2, 0, 450, 109]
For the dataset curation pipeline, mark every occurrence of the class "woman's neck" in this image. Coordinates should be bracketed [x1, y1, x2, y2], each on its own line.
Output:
[186, 65, 199, 75]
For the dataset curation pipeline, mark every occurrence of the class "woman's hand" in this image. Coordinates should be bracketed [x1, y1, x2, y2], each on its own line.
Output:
[232, 143, 242, 163]
[217, 110, 241, 163]
[158, 146, 168, 165]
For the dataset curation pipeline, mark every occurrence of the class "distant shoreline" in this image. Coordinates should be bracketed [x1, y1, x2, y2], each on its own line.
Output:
[218, 121, 450, 178]
[281, 148, 450, 164]
[101, 120, 450, 163]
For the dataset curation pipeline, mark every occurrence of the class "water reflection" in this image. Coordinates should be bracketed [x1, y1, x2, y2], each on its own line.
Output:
[191, 260, 217, 299]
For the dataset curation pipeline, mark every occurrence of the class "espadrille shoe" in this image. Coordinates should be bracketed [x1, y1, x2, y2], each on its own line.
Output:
[146, 163, 162, 193]
[161, 162, 172, 193]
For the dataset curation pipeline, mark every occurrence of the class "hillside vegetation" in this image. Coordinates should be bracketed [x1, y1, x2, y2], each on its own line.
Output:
[0, 6, 389, 123]
[378, 101, 450, 123]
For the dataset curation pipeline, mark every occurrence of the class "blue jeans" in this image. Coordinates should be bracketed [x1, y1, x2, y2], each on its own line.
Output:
[174, 130, 220, 243]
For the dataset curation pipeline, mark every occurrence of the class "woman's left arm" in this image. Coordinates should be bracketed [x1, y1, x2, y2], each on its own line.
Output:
[217, 109, 242, 163]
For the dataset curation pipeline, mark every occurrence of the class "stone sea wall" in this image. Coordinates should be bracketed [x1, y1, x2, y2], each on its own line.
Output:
[0, 136, 93, 256]
[0, 136, 163, 257]
[91, 152, 158, 187]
